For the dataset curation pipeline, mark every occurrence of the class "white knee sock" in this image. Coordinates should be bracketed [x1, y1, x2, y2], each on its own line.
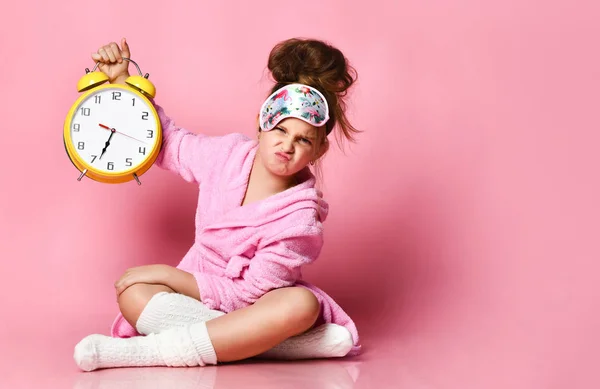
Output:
[256, 323, 354, 360]
[135, 292, 225, 335]
[73, 321, 217, 372]
[136, 292, 353, 360]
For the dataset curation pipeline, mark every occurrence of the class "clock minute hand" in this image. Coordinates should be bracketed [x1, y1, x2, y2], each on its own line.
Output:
[99, 123, 147, 144]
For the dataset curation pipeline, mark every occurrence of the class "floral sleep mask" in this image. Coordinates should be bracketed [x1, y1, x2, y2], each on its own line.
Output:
[259, 84, 330, 134]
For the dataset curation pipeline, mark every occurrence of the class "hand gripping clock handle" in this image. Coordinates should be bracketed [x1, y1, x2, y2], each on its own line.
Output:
[91, 57, 149, 79]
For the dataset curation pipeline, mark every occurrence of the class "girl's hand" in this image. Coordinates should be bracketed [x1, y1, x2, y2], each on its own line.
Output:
[91, 38, 131, 84]
[114, 264, 173, 296]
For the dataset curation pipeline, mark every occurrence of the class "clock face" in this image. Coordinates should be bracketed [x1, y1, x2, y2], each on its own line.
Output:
[68, 86, 160, 174]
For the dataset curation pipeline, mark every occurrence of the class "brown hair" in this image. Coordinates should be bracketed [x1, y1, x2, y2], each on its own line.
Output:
[264, 38, 361, 183]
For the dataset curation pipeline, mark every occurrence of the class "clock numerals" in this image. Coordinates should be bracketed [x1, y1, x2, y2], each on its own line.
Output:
[74, 90, 155, 174]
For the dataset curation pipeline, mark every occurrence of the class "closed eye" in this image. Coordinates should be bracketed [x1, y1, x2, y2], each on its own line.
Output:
[275, 127, 312, 145]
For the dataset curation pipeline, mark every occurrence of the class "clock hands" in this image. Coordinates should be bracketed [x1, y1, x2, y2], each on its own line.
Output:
[99, 124, 148, 144]
[99, 128, 115, 160]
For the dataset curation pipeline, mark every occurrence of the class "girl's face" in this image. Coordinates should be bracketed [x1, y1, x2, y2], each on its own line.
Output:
[258, 118, 328, 178]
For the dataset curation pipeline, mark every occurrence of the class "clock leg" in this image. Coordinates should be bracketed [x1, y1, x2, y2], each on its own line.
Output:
[77, 169, 88, 181]
[133, 173, 141, 186]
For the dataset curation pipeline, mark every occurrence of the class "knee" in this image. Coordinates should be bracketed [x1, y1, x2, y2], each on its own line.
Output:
[279, 287, 320, 333]
[118, 284, 174, 328]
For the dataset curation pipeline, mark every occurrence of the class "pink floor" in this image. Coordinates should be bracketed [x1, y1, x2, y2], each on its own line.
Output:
[3, 306, 596, 389]
[1, 328, 399, 389]
[1, 315, 401, 389]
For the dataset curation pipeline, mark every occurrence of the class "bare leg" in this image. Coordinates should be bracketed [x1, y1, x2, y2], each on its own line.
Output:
[206, 286, 320, 362]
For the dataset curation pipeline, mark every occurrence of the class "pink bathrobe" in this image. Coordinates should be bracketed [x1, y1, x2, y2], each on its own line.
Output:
[110, 105, 361, 356]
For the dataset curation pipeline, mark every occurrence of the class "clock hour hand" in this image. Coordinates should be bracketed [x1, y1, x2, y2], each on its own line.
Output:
[99, 128, 116, 160]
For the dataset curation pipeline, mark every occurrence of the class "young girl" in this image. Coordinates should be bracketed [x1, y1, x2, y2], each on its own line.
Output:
[74, 37, 362, 371]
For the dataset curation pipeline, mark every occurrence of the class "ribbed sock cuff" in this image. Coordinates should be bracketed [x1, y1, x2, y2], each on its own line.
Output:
[190, 321, 218, 365]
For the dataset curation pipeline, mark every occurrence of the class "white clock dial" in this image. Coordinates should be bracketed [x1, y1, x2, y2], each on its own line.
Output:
[69, 87, 160, 174]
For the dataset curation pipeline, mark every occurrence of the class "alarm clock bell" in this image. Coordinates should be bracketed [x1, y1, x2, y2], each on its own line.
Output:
[77, 57, 156, 98]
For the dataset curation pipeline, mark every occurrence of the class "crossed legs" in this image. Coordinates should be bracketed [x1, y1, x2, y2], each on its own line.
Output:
[118, 283, 321, 362]
[73, 284, 353, 371]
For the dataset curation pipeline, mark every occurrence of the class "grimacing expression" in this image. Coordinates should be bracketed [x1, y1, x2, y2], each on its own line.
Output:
[258, 118, 328, 177]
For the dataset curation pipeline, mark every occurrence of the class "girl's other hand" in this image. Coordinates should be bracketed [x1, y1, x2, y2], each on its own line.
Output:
[114, 264, 171, 296]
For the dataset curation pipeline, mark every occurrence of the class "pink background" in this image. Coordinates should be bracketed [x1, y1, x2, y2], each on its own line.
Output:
[1, 0, 598, 388]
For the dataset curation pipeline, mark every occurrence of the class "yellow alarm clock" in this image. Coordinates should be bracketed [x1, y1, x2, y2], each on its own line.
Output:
[64, 58, 161, 185]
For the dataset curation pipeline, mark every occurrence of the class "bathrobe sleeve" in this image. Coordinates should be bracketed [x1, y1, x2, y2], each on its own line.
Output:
[153, 104, 242, 184]
[193, 223, 324, 312]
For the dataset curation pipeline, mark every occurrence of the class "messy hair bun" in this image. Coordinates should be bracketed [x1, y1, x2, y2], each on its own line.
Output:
[267, 38, 360, 149]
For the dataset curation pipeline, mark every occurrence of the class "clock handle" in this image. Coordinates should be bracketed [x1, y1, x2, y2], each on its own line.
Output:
[90, 57, 149, 79]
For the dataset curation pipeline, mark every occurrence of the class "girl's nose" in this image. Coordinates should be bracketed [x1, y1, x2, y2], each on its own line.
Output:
[281, 139, 294, 152]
